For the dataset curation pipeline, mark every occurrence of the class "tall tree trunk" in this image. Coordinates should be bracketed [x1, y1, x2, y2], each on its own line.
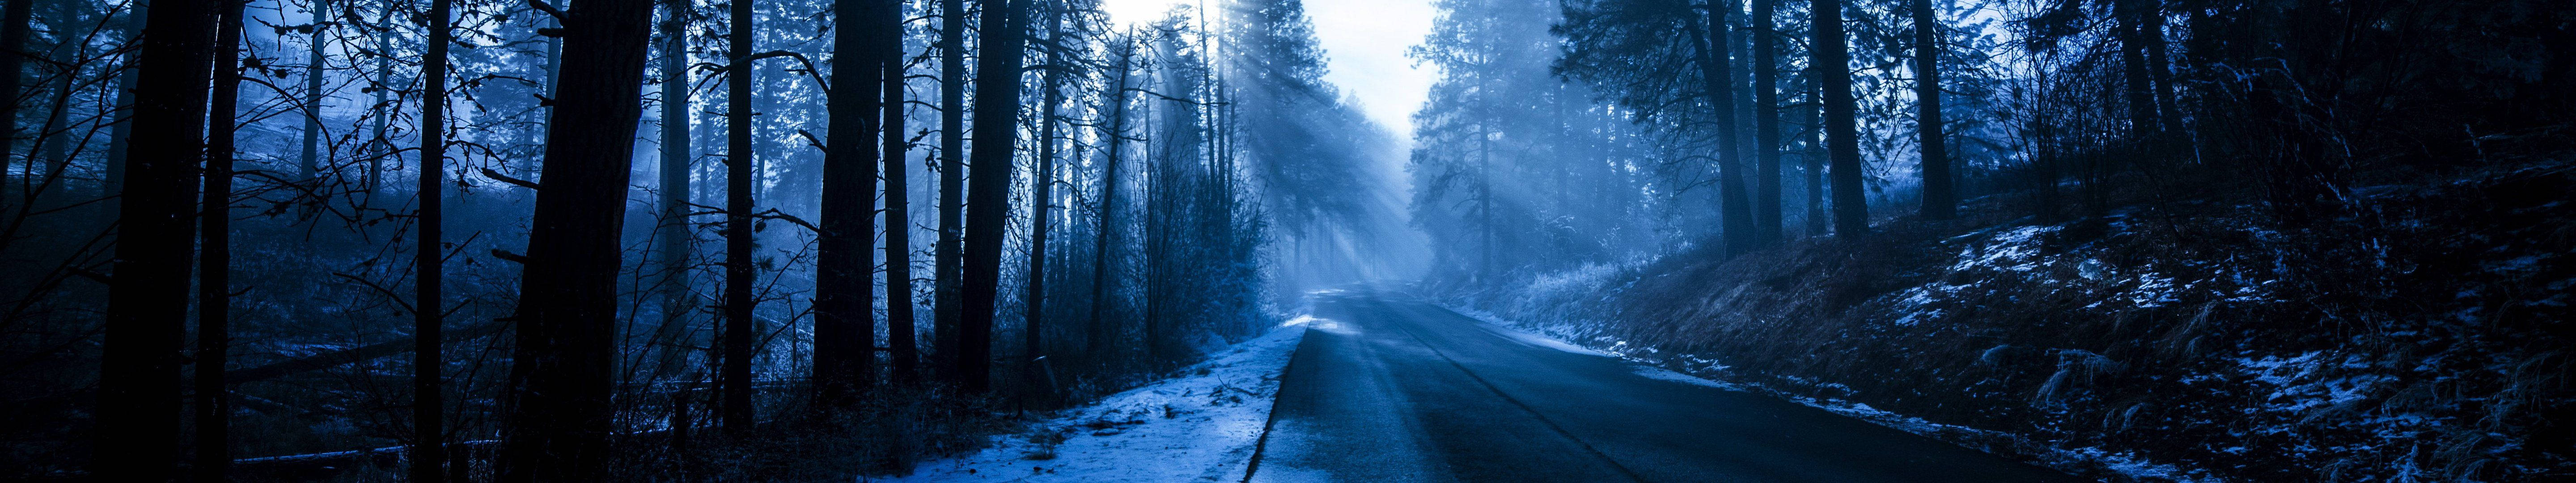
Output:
[651, 0, 695, 379]
[0, 0, 31, 175]
[1912, 0, 1951, 220]
[411, 0, 454, 479]
[2116, 0, 2156, 139]
[1086, 39, 1131, 365]
[93, 0, 216, 477]
[368, 7, 390, 195]
[300, 0, 327, 182]
[2143, 0, 2177, 141]
[1688, 0, 1752, 255]
[721, 0, 758, 430]
[195, 3, 244, 479]
[97, 1, 144, 225]
[1022, 0, 1063, 396]
[497, 0, 653, 477]
[1814, 0, 1867, 237]
[880, 0, 918, 385]
[933, 0, 966, 385]
[815, 0, 883, 407]
[1751, 0, 1781, 245]
[958, 0, 1025, 394]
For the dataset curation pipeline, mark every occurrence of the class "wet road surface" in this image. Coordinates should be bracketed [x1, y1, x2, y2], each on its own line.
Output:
[1244, 289, 2083, 483]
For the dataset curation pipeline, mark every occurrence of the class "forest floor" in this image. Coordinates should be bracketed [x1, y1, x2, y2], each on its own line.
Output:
[1440, 162, 2576, 482]
[884, 324, 1306, 482]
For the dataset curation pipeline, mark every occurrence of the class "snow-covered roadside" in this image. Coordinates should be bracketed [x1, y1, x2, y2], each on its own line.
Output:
[1443, 305, 2223, 483]
[885, 324, 1307, 482]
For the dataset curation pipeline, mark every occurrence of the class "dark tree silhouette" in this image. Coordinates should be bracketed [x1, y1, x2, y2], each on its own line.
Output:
[1813, 0, 1866, 237]
[497, 0, 656, 478]
[651, 0, 697, 379]
[881, 0, 921, 386]
[934, 0, 968, 385]
[1752, 0, 1783, 243]
[815, 0, 886, 406]
[721, 0, 759, 430]
[1689, 0, 1752, 255]
[412, 0, 456, 478]
[959, 0, 1027, 393]
[195, 2, 246, 479]
[93, 0, 217, 477]
[1913, 0, 1952, 220]
[1088, 36, 1135, 365]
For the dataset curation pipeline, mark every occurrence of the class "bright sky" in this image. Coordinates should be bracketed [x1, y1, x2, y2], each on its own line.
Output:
[1098, 0, 1439, 142]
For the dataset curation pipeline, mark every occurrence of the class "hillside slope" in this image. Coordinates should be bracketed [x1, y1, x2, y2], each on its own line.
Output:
[1447, 164, 2576, 482]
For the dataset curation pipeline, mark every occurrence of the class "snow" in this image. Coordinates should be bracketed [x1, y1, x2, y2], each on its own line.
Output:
[1630, 365, 1744, 390]
[1450, 307, 1610, 356]
[886, 325, 1307, 482]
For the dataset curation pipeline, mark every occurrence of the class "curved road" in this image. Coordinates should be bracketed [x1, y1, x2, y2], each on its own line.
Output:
[1244, 289, 2081, 483]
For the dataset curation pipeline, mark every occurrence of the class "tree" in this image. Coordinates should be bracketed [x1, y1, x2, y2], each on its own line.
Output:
[0, 0, 30, 164]
[411, 0, 456, 478]
[814, 0, 885, 407]
[93, 0, 218, 477]
[1814, 0, 1866, 237]
[1751, 0, 1783, 243]
[196, 2, 246, 479]
[651, 0, 696, 379]
[958, 0, 1027, 393]
[1021, 0, 1066, 397]
[933, 0, 967, 384]
[496, 0, 655, 477]
[1912, 0, 1951, 219]
[881, 0, 919, 384]
[1087, 34, 1134, 364]
[300, 0, 329, 182]
[1689, 0, 1752, 255]
[721, 0, 759, 429]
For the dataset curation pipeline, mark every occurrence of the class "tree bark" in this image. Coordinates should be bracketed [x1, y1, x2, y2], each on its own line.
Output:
[94, 0, 216, 477]
[1751, 0, 1782, 244]
[0, 0, 32, 166]
[300, 0, 327, 182]
[2116, 0, 2156, 139]
[651, 0, 696, 380]
[97, 1, 144, 225]
[1912, 0, 1952, 220]
[721, 0, 759, 431]
[412, 0, 454, 479]
[196, 3, 245, 479]
[1688, 0, 1752, 255]
[1815, 0, 1868, 237]
[497, 0, 654, 477]
[815, 0, 884, 407]
[880, 0, 919, 386]
[934, 0, 967, 386]
[959, 0, 1025, 394]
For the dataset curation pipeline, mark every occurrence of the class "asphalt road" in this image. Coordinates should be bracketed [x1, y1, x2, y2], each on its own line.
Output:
[1243, 289, 2083, 483]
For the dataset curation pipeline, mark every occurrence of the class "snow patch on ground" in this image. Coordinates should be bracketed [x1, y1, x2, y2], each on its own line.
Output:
[1629, 365, 1743, 390]
[887, 325, 1306, 482]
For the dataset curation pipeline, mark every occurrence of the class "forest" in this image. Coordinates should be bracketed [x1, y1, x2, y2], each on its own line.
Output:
[0, 0, 2567, 479]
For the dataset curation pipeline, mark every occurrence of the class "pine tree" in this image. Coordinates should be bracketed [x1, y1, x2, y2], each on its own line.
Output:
[497, 0, 657, 477]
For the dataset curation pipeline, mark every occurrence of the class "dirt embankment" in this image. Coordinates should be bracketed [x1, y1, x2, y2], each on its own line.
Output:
[1455, 165, 2576, 482]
